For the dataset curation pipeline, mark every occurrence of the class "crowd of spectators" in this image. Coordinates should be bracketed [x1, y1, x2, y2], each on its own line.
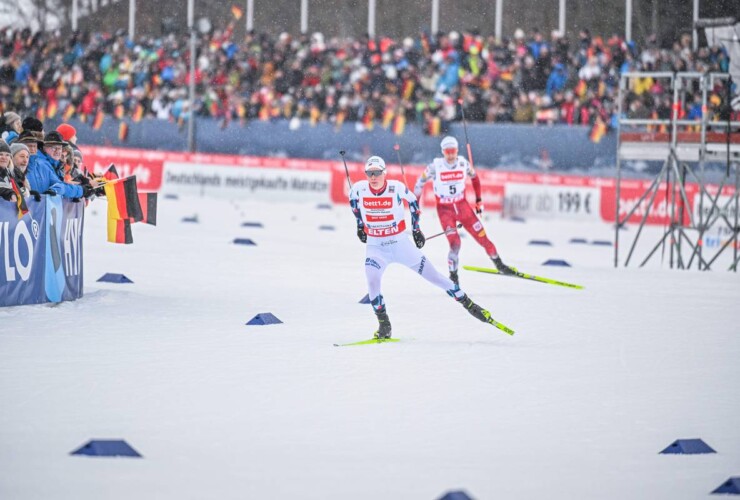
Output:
[0, 24, 735, 136]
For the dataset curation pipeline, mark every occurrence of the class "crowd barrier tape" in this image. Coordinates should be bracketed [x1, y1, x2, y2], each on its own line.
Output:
[1, 198, 84, 307]
[80, 146, 735, 226]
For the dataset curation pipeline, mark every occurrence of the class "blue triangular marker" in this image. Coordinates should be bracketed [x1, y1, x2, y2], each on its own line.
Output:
[97, 273, 133, 284]
[246, 313, 283, 325]
[660, 438, 716, 454]
[359, 294, 372, 304]
[316, 203, 332, 210]
[437, 491, 474, 500]
[319, 225, 335, 231]
[543, 259, 571, 267]
[591, 240, 612, 246]
[528, 240, 552, 246]
[569, 238, 587, 244]
[233, 238, 256, 246]
[241, 222, 263, 228]
[182, 216, 198, 223]
[164, 194, 178, 200]
[70, 440, 142, 458]
[711, 477, 740, 495]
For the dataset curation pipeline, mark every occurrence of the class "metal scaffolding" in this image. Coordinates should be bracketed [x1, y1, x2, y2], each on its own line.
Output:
[614, 72, 740, 271]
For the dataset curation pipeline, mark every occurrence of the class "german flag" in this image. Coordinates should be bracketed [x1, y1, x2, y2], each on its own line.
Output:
[114, 104, 125, 120]
[335, 110, 346, 131]
[118, 122, 129, 142]
[309, 105, 320, 126]
[381, 107, 395, 129]
[108, 219, 133, 244]
[102, 164, 120, 181]
[104, 176, 143, 222]
[92, 109, 105, 130]
[361, 108, 375, 131]
[46, 100, 58, 119]
[589, 117, 607, 143]
[63, 104, 76, 121]
[392, 114, 406, 136]
[10, 178, 28, 220]
[401, 79, 415, 101]
[132, 103, 144, 122]
[231, 4, 243, 19]
[428, 116, 441, 136]
[575, 79, 587, 98]
[137, 192, 157, 225]
[36, 106, 46, 122]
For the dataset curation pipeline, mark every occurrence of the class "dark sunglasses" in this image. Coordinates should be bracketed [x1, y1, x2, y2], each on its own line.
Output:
[365, 170, 384, 177]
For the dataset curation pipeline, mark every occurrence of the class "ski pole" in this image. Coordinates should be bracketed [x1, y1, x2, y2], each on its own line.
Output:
[393, 143, 410, 188]
[339, 150, 352, 191]
[425, 223, 463, 241]
[458, 98, 475, 169]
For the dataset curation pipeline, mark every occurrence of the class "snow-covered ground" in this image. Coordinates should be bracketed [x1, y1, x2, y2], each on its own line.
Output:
[1, 194, 739, 499]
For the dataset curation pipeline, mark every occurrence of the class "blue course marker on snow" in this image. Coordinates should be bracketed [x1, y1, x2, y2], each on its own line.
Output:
[509, 216, 526, 223]
[181, 216, 199, 223]
[319, 225, 336, 231]
[70, 440, 142, 458]
[316, 203, 332, 210]
[660, 438, 716, 454]
[591, 240, 613, 246]
[569, 238, 588, 244]
[437, 491, 474, 500]
[97, 273, 133, 284]
[543, 259, 571, 267]
[711, 477, 740, 495]
[241, 222, 263, 228]
[528, 239, 552, 246]
[233, 238, 256, 246]
[246, 313, 283, 325]
[164, 194, 179, 200]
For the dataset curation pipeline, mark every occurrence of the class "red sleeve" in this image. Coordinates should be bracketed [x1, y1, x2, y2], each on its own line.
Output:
[471, 175, 482, 200]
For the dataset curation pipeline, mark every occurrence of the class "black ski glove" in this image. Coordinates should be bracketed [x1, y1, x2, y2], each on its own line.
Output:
[413, 229, 425, 248]
[357, 224, 367, 243]
[29, 190, 42, 202]
[43, 189, 57, 196]
[82, 184, 94, 198]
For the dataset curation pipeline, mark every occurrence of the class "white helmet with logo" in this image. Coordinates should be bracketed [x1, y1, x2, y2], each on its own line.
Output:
[440, 136, 459, 152]
[365, 155, 386, 172]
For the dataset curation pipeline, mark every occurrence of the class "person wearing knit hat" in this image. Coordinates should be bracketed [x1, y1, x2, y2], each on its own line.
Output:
[1, 112, 22, 145]
[57, 123, 78, 145]
[10, 143, 31, 194]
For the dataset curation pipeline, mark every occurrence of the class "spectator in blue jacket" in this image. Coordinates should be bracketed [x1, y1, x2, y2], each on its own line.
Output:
[27, 132, 90, 199]
[546, 63, 568, 97]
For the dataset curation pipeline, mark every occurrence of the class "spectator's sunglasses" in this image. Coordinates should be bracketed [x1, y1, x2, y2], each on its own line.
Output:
[443, 148, 458, 155]
[365, 170, 384, 177]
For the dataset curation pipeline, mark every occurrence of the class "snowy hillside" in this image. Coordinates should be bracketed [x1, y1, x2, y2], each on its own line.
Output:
[1, 194, 739, 499]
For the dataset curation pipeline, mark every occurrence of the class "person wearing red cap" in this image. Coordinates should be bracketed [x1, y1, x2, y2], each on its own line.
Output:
[56, 123, 78, 146]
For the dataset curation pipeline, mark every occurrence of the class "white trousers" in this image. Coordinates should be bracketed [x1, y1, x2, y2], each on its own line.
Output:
[364, 237, 461, 305]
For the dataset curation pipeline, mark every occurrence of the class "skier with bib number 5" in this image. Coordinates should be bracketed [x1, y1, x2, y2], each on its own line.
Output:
[414, 136, 515, 286]
[349, 155, 512, 339]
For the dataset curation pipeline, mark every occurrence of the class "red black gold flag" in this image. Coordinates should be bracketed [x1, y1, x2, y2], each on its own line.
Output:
[46, 100, 58, 119]
[132, 103, 144, 122]
[118, 122, 129, 142]
[589, 117, 607, 143]
[10, 178, 28, 220]
[381, 107, 395, 129]
[92, 109, 105, 130]
[137, 192, 158, 225]
[102, 164, 120, 181]
[231, 5, 244, 19]
[428, 116, 441, 136]
[114, 104, 125, 120]
[104, 176, 143, 222]
[63, 104, 76, 121]
[391, 114, 406, 136]
[36, 107, 46, 122]
[107, 219, 133, 244]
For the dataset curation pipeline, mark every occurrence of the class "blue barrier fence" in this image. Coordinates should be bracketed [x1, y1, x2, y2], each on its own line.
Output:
[1, 198, 84, 307]
[49, 117, 619, 175]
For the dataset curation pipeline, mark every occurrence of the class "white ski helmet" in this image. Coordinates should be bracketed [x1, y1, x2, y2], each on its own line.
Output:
[365, 155, 386, 173]
[440, 136, 459, 152]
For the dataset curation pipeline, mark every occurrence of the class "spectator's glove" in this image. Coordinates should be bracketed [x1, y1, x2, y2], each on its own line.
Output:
[475, 198, 484, 215]
[82, 184, 94, 198]
[29, 190, 42, 202]
[412, 229, 425, 248]
[0, 188, 15, 201]
[94, 186, 106, 197]
[356, 224, 367, 244]
[43, 190, 57, 196]
[1, 131, 18, 144]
